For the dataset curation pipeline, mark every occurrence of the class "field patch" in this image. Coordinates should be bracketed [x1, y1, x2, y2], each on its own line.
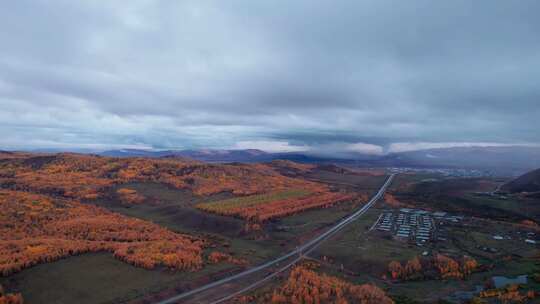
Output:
[196, 189, 355, 222]
[0, 252, 234, 304]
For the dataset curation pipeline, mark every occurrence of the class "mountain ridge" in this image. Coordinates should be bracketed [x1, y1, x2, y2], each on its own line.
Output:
[97, 146, 540, 175]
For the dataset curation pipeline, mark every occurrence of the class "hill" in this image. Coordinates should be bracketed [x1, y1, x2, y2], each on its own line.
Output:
[100, 149, 269, 161]
[500, 168, 540, 193]
[99, 146, 540, 175]
[0, 152, 323, 198]
[0, 152, 350, 279]
[99, 148, 335, 163]
[364, 146, 540, 175]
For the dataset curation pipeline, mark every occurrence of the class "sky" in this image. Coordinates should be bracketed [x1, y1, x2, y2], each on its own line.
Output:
[1, 0, 539, 154]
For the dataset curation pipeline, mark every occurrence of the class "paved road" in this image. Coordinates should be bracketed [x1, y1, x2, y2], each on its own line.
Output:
[157, 174, 395, 304]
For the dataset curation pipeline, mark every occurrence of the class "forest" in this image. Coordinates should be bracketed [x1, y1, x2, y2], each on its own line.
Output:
[0, 189, 204, 276]
[268, 265, 393, 304]
[0, 152, 391, 303]
[0, 283, 23, 304]
[0, 153, 323, 199]
[387, 254, 478, 281]
[0, 153, 354, 277]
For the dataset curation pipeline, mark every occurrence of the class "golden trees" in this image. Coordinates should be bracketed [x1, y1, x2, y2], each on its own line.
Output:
[405, 256, 422, 275]
[433, 254, 462, 279]
[387, 254, 479, 281]
[196, 189, 355, 222]
[0, 152, 354, 276]
[271, 266, 393, 304]
[0, 153, 328, 200]
[461, 256, 478, 276]
[0, 190, 204, 276]
[116, 188, 145, 205]
[388, 261, 403, 280]
[207, 252, 246, 265]
[0, 284, 23, 304]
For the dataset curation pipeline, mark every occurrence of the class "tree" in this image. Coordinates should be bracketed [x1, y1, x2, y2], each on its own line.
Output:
[388, 261, 403, 280]
[404, 257, 422, 279]
[461, 256, 478, 276]
[271, 266, 393, 304]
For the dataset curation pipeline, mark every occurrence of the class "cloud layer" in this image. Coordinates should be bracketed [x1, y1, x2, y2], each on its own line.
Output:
[1, 0, 539, 152]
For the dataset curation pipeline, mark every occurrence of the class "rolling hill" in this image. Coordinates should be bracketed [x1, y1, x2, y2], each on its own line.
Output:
[99, 146, 540, 175]
[500, 168, 540, 193]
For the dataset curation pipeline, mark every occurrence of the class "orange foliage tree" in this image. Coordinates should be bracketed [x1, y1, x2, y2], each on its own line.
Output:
[0, 190, 204, 276]
[0, 153, 328, 200]
[207, 251, 246, 265]
[388, 261, 403, 280]
[271, 266, 393, 304]
[388, 254, 478, 281]
[433, 254, 462, 279]
[0, 284, 23, 304]
[197, 190, 355, 222]
[116, 188, 145, 205]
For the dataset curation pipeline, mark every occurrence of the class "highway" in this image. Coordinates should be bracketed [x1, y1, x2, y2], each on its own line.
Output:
[157, 173, 395, 304]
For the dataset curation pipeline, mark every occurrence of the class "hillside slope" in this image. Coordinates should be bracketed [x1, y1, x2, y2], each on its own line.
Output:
[501, 168, 540, 193]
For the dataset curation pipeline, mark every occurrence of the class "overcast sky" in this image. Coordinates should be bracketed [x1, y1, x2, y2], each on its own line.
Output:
[1, 1, 539, 154]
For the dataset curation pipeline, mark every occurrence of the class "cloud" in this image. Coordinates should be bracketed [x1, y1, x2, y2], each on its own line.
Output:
[388, 142, 540, 153]
[232, 141, 309, 153]
[0, 0, 539, 151]
[345, 143, 384, 155]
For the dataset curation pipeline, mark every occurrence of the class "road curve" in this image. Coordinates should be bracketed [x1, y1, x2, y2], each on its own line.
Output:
[157, 174, 395, 304]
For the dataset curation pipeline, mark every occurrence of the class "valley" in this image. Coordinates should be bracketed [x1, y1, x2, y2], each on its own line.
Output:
[0, 152, 538, 304]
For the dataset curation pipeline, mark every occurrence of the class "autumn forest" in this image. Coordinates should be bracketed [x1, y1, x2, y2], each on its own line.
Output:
[0, 152, 375, 303]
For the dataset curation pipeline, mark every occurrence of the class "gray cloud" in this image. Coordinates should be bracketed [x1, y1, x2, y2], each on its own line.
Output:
[1, 0, 539, 152]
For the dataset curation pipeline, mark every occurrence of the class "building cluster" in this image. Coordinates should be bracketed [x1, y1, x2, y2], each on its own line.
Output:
[387, 167, 492, 177]
[373, 208, 463, 245]
[492, 231, 538, 245]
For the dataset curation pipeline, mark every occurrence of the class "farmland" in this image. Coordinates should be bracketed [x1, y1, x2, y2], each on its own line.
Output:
[196, 189, 355, 222]
[196, 189, 313, 215]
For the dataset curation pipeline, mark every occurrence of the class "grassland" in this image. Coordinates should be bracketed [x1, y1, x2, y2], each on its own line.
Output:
[310, 206, 424, 279]
[90, 182, 284, 263]
[464, 193, 540, 220]
[304, 170, 387, 195]
[0, 253, 236, 304]
[390, 176, 539, 223]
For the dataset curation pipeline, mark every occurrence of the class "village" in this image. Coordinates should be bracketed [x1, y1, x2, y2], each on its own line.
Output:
[371, 208, 464, 246]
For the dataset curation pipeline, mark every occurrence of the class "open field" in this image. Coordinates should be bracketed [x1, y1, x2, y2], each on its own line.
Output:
[91, 182, 245, 238]
[0, 253, 237, 304]
[304, 170, 387, 195]
[310, 206, 424, 279]
[391, 176, 540, 222]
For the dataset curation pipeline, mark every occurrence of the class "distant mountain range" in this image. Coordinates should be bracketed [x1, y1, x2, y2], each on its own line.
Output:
[95, 149, 302, 163]
[99, 148, 329, 163]
[99, 146, 540, 175]
[366, 146, 540, 175]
